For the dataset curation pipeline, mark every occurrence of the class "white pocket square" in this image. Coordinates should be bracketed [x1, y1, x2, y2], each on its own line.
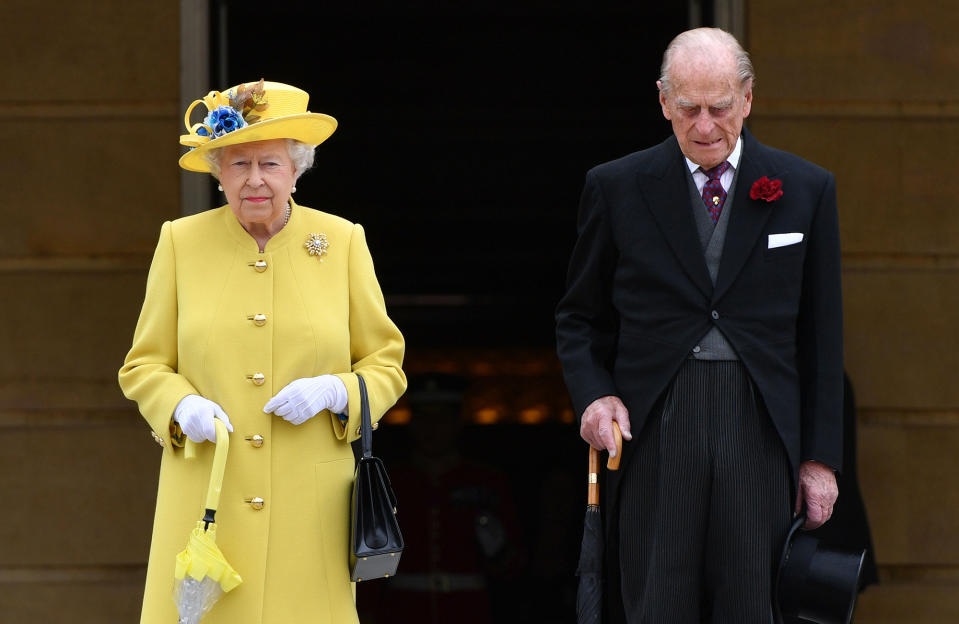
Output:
[768, 233, 803, 249]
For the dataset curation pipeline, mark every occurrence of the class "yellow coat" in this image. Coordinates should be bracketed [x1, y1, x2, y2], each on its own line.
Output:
[118, 202, 406, 623]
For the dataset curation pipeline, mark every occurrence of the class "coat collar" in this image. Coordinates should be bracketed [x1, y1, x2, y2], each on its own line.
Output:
[638, 135, 713, 298]
[637, 128, 783, 302]
[713, 128, 782, 301]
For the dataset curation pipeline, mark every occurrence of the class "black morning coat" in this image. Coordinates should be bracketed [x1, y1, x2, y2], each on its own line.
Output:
[555, 128, 844, 510]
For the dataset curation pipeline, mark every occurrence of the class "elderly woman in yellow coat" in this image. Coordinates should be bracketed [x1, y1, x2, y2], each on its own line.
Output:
[118, 80, 406, 623]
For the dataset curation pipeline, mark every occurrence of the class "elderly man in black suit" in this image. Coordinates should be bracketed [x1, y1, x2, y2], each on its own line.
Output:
[556, 28, 842, 623]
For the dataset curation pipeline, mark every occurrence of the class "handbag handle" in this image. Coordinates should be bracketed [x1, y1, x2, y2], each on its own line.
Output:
[358, 374, 373, 459]
[355, 374, 399, 513]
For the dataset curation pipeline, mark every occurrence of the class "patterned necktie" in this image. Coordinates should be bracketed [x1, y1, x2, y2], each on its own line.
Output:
[700, 161, 731, 224]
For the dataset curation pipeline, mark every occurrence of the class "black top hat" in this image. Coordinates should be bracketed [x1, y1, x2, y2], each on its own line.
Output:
[774, 512, 866, 624]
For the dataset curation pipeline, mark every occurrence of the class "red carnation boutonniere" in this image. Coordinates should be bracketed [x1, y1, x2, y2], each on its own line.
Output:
[749, 176, 784, 202]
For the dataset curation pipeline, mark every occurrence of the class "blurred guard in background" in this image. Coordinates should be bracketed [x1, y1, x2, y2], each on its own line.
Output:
[361, 373, 525, 624]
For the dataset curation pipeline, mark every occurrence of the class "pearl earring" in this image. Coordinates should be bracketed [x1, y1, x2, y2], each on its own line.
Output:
[291, 186, 297, 193]
[217, 184, 223, 191]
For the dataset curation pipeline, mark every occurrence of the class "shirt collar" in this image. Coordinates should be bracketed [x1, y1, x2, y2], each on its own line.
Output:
[685, 135, 743, 174]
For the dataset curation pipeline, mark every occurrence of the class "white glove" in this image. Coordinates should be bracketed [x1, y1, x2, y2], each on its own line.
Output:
[263, 375, 349, 426]
[173, 394, 234, 443]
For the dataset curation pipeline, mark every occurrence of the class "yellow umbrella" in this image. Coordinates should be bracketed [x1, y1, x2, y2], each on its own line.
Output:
[173, 419, 242, 623]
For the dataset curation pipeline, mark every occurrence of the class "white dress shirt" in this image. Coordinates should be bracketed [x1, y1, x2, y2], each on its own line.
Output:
[685, 136, 743, 195]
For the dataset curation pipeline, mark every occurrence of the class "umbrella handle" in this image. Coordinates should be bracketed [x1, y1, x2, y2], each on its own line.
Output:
[586, 421, 624, 505]
[588, 446, 600, 505]
[183, 420, 227, 461]
[606, 421, 623, 471]
[205, 418, 230, 516]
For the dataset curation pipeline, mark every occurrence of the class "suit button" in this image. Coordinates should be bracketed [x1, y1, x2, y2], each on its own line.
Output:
[249, 313, 267, 326]
[247, 373, 266, 386]
[252, 259, 268, 272]
[692, 346, 701, 353]
[711, 310, 720, 320]
[151, 431, 165, 447]
[245, 497, 265, 510]
[245, 434, 265, 448]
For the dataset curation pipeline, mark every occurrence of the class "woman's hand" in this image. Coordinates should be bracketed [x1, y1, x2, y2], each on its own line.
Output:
[174, 394, 234, 443]
[263, 375, 348, 425]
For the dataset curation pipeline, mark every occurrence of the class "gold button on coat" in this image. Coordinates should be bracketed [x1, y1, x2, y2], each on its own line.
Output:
[253, 259, 268, 272]
[353, 421, 379, 437]
[245, 434, 265, 448]
[248, 373, 266, 386]
[246, 497, 265, 510]
[250, 313, 267, 326]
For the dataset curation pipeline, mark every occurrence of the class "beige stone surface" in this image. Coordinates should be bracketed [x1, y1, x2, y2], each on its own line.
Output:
[0, 119, 181, 257]
[0, 576, 144, 623]
[0, 271, 147, 381]
[854, 580, 959, 623]
[1, 3, 191, 614]
[748, 2, 959, 102]
[2, 0, 177, 102]
[843, 268, 959, 409]
[749, 118, 959, 256]
[858, 421, 959, 564]
[0, 418, 158, 565]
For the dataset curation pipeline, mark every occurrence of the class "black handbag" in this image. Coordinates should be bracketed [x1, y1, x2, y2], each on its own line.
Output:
[349, 374, 404, 581]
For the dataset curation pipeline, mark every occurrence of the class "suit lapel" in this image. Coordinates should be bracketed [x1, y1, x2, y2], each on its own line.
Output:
[713, 131, 779, 302]
[639, 139, 713, 299]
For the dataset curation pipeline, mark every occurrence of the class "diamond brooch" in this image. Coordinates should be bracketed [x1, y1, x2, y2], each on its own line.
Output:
[304, 233, 330, 260]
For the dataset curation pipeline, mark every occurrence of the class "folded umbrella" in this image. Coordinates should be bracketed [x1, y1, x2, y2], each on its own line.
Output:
[174, 419, 243, 624]
[576, 422, 622, 624]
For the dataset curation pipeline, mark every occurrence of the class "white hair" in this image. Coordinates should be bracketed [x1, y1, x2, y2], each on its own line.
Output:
[659, 28, 755, 96]
[204, 138, 317, 180]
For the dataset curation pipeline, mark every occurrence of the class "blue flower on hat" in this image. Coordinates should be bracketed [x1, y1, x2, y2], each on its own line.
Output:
[203, 106, 247, 138]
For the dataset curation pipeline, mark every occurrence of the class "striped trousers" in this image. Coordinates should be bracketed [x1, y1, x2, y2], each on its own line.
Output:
[615, 360, 791, 623]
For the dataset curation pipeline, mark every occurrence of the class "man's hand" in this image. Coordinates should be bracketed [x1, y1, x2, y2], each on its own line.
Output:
[580, 396, 633, 457]
[796, 460, 839, 529]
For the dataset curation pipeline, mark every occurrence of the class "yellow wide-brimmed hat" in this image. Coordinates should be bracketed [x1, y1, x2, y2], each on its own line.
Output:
[179, 79, 337, 173]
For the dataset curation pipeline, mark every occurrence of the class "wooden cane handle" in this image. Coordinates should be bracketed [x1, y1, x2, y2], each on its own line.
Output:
[606, 421, 623, 471]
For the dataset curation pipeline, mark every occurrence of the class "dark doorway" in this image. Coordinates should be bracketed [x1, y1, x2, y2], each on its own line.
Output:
[216, 3, 686, 347]
[215, 4, 688, 622]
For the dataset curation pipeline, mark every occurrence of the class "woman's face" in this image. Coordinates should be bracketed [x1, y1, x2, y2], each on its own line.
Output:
[219, 139, 297, 229]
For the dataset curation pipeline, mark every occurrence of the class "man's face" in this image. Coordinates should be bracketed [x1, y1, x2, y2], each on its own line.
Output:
[659, 52, 752, 170]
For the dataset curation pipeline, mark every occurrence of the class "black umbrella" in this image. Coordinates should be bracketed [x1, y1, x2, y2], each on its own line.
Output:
[576, 422, 622, 624]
